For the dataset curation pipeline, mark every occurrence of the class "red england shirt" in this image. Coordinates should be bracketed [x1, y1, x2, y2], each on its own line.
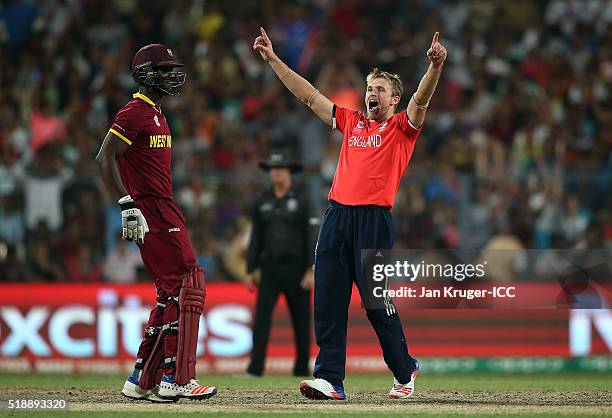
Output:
[328, 106, 422, 208]
[108, 92, 174, 201]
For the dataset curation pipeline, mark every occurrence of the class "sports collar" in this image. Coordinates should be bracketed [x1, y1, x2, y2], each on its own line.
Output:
[368, 113, 393, 125]
[133, 92, 156, 107]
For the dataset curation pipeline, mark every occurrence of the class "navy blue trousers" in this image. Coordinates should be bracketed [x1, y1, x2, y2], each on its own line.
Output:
[313, 201, 418, 386]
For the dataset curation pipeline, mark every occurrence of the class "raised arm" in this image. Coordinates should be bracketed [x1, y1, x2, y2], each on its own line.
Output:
[407, 32, 447, 128]
[253, 27, 334, 126]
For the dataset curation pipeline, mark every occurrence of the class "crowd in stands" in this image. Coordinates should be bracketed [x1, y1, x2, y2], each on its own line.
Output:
[0, 0, 610, 282]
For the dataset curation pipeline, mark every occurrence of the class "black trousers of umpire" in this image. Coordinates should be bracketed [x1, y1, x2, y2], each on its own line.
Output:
[247, 257, 311, 376]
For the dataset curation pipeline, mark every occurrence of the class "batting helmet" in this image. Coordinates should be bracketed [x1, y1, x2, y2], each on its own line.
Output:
[132, 44, 186, 96]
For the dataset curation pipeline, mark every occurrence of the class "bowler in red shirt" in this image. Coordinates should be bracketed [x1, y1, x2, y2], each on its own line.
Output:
[254, 28, 447, 400]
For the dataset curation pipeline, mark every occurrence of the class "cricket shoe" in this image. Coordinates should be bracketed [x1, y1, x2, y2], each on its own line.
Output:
[299, 378, 346, 400]
[388, 367, 419, 399]
[158, 375, 217, 400]
[148, 385, 178, 403]
[120, 376, 175, 403]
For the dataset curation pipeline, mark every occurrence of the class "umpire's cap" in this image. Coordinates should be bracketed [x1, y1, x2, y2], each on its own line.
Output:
[259, 151, 302, 174]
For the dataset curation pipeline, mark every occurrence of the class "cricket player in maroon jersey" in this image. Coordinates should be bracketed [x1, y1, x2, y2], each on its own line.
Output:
[253, 28, 447, 399]
[96, 44, 216, 402]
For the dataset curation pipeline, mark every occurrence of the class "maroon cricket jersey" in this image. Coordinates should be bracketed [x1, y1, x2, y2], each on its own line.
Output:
[109, 92, 173, 200]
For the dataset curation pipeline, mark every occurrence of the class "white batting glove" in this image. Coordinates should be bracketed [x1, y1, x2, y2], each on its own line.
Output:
[118, 195, 149, 244]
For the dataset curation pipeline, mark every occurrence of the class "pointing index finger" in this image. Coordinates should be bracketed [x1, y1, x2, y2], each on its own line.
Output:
[260, 27, 270, 43]
[431, 31, 440, 47]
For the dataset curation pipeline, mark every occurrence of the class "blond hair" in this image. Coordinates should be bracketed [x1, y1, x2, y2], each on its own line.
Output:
[366, 68, 403, 99]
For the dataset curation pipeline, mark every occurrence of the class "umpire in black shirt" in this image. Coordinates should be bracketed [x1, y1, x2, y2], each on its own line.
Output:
[245, 151, 314, 377]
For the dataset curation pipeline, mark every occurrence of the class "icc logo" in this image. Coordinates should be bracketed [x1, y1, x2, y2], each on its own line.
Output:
[167, 49, 173, 56]
[154, 115, 160, 127]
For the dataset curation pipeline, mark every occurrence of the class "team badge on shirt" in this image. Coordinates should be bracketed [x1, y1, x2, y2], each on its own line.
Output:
[154, 115, 160, 127]
[287, 198, 298, 212]
[353, 120, 365, 133]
